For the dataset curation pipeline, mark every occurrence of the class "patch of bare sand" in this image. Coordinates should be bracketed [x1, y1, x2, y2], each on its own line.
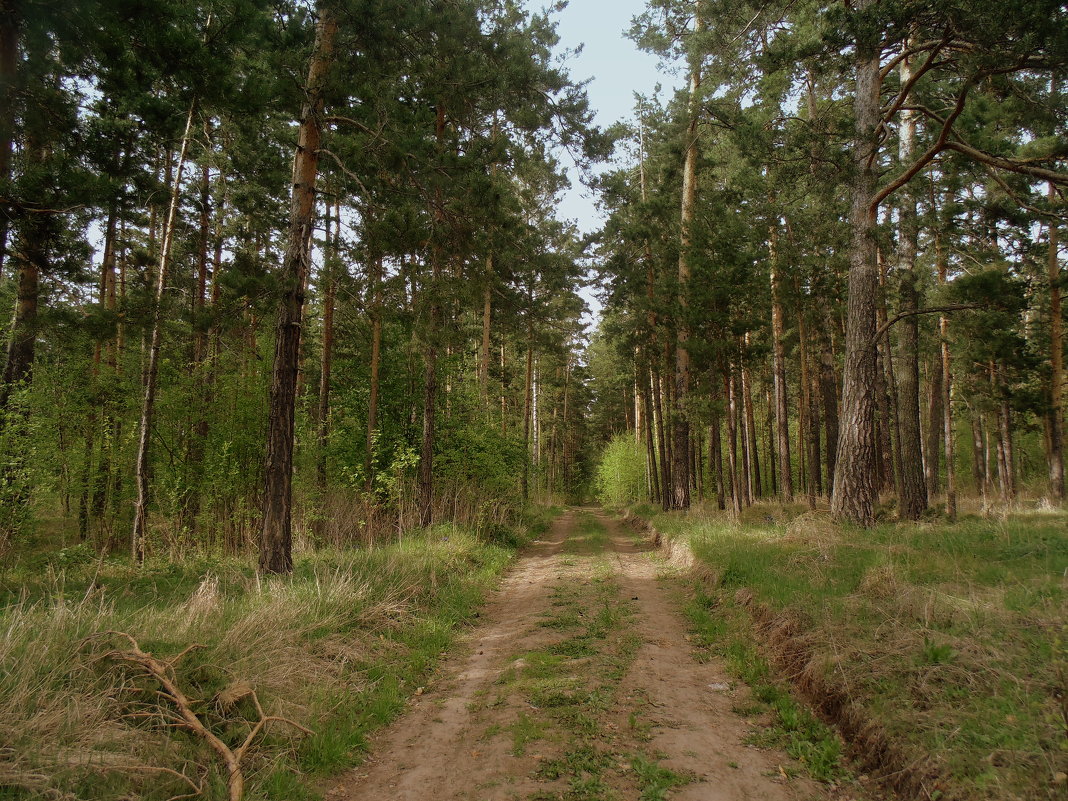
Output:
[599, 510, 827, 800]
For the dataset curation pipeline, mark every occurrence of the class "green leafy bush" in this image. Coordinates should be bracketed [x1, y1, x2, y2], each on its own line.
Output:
[594, 434, 647, 507]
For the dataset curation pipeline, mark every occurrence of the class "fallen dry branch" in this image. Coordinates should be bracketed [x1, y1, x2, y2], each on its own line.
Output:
[86, 631, 312, 801]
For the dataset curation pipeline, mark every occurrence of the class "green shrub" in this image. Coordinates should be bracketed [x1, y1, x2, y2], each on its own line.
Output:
[594, 434, 647, 507]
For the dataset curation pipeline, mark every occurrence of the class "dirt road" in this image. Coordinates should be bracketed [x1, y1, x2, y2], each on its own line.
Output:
[326, 508, 833, 801]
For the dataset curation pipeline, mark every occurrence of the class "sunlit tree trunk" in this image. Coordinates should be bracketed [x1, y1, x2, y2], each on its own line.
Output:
[894, 48, 927, 520]
[832, 8, 882, 526]
[672, 0, 703, 511]
[260, 9, 337, 573]
[770, 226, 793, 501]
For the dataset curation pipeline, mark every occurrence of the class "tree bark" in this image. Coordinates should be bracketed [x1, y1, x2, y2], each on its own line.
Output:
[652, 365, 670, 511]
[259, 8, 337, 573]
[742, 360, 761, 499]
[521, 314, 534, 505]
[0, 0, 17, 280]
[876, 250, 902, 496]
[993, 363, 1016, 502]
[365, 253, 382, 490]
[710, 413, 725, 511]
[725, 367, 742, 516]
[480, 254, 492, 410]
[831, 11, 882, 527]
[672, 0, 703, 512]
[317, 201, 338, 521]
[798, 312, 818, 508]
[641, 360, 660, 504]
[970, 409, 986, 498]
[770, 226, 793, 501]
[1047, 180, 1064, 503]
[940, 310, 956, 520]
[131, 103, 196, 563]
[180, 161, 213, 537]
[924, 353, 943, 497]
[819, 321, 839, 493]
[893, 48, 927, 520]
[418, 280, 441, 525]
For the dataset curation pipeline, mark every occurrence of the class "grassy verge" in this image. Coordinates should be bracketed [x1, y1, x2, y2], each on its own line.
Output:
[641, 503, 1067, 800]
[0, 517, 548, 800]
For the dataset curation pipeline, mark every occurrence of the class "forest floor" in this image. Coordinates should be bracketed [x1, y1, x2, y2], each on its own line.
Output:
[325, 508, 854, 801]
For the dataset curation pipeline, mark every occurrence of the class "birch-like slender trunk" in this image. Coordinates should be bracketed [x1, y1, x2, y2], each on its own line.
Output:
[132, 103, 196, 563]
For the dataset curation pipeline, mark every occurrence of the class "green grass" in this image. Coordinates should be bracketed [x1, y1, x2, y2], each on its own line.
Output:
[649, 504, 1068, 799]
[0, 519, 544, 800]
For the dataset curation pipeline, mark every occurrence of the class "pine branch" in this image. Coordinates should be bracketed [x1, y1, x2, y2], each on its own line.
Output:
[870, 304, 979, 347]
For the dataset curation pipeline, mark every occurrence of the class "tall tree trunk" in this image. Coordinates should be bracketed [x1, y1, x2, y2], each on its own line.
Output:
[725, 367, 742, 516]
[80, 200, 120, 540]
[500, 343, 507, 435]
[1, 133, 49, 418]
[1047, 180, 1064, 503]
[365, 253, 382, 490]
[893, 49, 927, 520]
[652, 365, 670, 511]
[521, 315, 534, 505]
[970, 409, 986, 498]
[672, 1, 703, 512]
[876, 250, 902, 497]
[641, 360, 660, 504]
[710, 413, 725, 511]
[259, 9, 337, 573]
[479, 254, 492, 410]
[418, 248, 444, 526]
[317, 201, 338, 521]
[770, 227, 793, 501]
[0, 0, 17, 279]
[93, 202, 122, 528]
[925, 353, 943, 498]
[131, 103, 196, 563]
[940, 309, 956, 520]
[819, 321, 839, 493]
[180, 161, 213, 537]
[832, 10, 882, 526]
[994, 364, 1016, 502]
[765, 386, 777, 497]
[742, 360, 761, 499]
[798, 312, 817, 509]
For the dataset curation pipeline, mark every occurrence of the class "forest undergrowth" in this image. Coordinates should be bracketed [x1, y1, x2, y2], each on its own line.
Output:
[632, 501, 1067, 801]
[0, 508, 556, 800]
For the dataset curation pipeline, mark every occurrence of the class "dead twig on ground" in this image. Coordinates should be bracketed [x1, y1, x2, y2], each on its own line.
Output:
[85, 631, 312, 801]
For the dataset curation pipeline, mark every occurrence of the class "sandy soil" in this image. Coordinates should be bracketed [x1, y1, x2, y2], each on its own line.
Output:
[325, 508, 836, 801]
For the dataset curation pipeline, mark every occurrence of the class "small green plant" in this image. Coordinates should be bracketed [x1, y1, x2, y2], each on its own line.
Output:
[920, 637, 956, 665]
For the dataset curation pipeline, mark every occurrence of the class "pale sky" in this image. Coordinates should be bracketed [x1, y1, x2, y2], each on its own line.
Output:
[530, 0, 679, 324]
[542, 0, 675, 235]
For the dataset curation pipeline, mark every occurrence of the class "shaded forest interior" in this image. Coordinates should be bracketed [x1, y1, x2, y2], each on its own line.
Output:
[0, 3, 1065, 571]
[0, 3, 1066, 799]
